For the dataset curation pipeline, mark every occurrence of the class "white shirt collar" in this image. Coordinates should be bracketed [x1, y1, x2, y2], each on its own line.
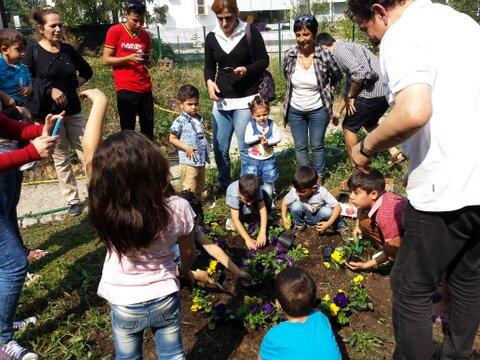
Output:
[213, 19, 247, 42]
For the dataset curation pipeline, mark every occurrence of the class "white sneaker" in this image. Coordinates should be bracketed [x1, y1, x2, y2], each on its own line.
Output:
[1, 340, 38, 360]
[225, 217, 235, 231]
[13, 317, 37, 331]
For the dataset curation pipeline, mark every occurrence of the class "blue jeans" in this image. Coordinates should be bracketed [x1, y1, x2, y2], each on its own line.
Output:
[211, 107, 251, 189]
[243, 156, 278, 186]
[288, 201, 345, 230]
[287, 106, 329, 175]
[110, 292, 184, 360]
[0, 169, 28, 346]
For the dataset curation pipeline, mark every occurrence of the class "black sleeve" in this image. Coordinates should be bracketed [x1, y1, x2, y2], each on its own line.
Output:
[63, 43, 93, 81]
[204, 33, 217, 84]
[245, 25, 269, 76]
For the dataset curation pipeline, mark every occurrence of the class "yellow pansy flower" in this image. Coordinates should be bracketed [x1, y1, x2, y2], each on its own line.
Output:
[331, 249, 345, 264]
[301, 247, 309, 255]
[322, 294, 331, 302]
[191, 304, 202, 312]
[353, 275, 364, 284]
[330, 303, 340, 316]
[338, 289, 344, 293]
[323, 262, 331, 269]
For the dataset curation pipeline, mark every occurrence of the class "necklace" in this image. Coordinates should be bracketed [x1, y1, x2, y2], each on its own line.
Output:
[298, 51, 314, 70]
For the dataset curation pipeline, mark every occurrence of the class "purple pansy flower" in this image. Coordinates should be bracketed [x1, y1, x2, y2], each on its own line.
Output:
[262, 302, 274, 315]
[254, 263, 265, 273]
[249, 304, 260, 313]
[333, 292, 349, 308]
[201, 226, 210, 233]
[216, 238, 227, 250]
[244, 249, 259, 259]
[214, 303, 227, 316]
[247, 221, 260, 234]
[275, 242, 288, 254]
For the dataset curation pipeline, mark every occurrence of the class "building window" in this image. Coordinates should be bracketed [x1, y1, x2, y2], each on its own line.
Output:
[196, 0, 207, 16]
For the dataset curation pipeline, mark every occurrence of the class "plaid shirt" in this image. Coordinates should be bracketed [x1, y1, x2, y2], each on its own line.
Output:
[332, 40, 385, 99]
[169, 112, 210, 167]
[368, 191, 406, 242]
[283, 44, 341, 123]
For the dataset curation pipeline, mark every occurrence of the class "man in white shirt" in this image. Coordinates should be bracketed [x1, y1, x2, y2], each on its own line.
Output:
[347, 0, 480, 359]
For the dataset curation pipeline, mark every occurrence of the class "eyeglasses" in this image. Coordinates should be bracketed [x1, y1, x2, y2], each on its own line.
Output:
[217, 15, 234, 22]
[294, 14, 315, 24]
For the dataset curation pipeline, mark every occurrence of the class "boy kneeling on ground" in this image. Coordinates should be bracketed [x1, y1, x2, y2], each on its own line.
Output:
[225, 174, 272, 250]
[259, 267, 341, 360]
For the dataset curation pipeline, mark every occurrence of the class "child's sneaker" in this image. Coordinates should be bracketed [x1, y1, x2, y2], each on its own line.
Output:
[225, 217, 235, 231]
[1, 340, 38, 360]
[13, 317, 37, 331]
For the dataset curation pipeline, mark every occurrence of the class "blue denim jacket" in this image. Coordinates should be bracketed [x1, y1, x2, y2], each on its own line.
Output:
[169, 112, 210, 167]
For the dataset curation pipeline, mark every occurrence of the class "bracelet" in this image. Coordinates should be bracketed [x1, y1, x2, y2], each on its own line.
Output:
[359, 138, 373, 158]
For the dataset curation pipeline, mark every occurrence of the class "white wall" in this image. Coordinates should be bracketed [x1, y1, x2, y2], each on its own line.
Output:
[147, 0, 217, 29]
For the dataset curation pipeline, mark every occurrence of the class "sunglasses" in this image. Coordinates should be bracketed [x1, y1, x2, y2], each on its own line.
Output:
[217, 15, 234, 22]
[294, 14, 315, 24]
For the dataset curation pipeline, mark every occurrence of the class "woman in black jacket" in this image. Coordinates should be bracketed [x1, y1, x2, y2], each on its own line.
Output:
[204, 0, 269, 195]
[23, 8, 93, 216]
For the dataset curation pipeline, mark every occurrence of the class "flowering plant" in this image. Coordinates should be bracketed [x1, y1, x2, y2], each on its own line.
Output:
[349, 275, 374, 311]
[201, 221, 229, 250]
[233, 295, 279, 329]
[319, 290, 350, 325]
[190, 287, 213, 314]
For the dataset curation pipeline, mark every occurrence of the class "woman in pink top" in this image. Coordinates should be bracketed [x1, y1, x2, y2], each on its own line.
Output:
[80, 89, 196, 360]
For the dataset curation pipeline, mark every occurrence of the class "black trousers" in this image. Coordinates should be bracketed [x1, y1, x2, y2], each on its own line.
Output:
[391, 202, 480, 360]
[116, 90, 154, 139]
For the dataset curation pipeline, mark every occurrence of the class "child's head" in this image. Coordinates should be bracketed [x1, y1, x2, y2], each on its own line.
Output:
[248, 95, 270, 127]
[88, 130, 175, 256]
[347, 169, 385, 208]
[293, 166, 318, 199]
[238, 174, 261, 205]
[177, 190, 204, 225]
[316, 32, 336, 51]
[178, 85, 200, 118]
[275, 267, 316, 318]
[124, 1, 146, 32]
[0, 29, 27, 64]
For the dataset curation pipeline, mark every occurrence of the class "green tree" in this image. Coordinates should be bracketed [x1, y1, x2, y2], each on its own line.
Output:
[448, 0, 480, 23]
[311, 0, 329, 16]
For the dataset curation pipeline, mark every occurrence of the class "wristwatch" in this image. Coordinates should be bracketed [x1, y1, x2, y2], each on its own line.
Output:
[359, 138, 373, 158]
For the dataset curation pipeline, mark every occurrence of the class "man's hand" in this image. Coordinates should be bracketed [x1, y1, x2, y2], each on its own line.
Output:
[351, 142, 372, 173]
[346, 97, 356, 115]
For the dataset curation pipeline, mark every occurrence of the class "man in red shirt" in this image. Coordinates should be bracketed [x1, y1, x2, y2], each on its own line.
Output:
[103, 1, 155, 139]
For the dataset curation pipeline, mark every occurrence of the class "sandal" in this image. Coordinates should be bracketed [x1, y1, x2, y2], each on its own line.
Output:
[388, 150, 408, 168]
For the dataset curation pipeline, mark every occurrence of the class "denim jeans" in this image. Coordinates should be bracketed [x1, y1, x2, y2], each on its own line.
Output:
[288, 201, 334, 227]
[391, 203, 480, 360]
[110, 292, 184, 360]
[0, 169, 29, 346]
[287, 106, 329, 175]
[211, 107, 251, 189]
[243, 156, 278, 186]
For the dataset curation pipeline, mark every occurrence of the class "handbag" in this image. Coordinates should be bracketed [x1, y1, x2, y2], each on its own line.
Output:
[245, 24, 276, 102]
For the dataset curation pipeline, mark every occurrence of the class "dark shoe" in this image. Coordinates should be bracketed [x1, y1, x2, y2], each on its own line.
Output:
[67, 204, 82, 216]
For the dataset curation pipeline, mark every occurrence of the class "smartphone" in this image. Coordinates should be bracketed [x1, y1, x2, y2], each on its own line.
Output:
[223, 66, 234, 74]
[51, 117, 63, 136]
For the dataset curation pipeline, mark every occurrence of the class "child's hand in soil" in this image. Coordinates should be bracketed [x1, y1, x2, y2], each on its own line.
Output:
[346, 261, 372, 271]
[245, 237, 258, 250]
[282, 216, 291, 229]
[353, 226, 362, 239]
[192, 269, 214, 284]
[256, 232, 267, 248]
[315, 221, 331, 233]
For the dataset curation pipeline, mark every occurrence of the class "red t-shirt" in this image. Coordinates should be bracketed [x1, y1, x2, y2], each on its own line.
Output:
[104, 23, 152, 93]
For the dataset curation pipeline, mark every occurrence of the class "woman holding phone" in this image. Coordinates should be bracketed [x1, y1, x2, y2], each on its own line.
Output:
[23, 8, 93, 216]
[204, 0, 269, 195]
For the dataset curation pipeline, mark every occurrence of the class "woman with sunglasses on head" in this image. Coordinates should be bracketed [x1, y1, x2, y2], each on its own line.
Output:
[204, 0, 269, 196]
[283, 15, 341, 185]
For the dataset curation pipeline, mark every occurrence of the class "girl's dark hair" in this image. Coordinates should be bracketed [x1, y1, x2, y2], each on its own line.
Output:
[178, 84, 199, 102]
[347, 169, 385, 194]
[347, 0, 406, 20]
[293, 165, 318, 191]
[88, 131, 175, 257]
[248, 95, 270, 113]
[211, 0, 238, 15]
[239, 174, 260, 203]
[293, 14, 319, 35]
[275, 267, 316, 317]
[0, 29, 27, 47]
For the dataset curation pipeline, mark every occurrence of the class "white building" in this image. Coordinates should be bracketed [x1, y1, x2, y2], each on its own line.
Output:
[146, 0, 347, 52]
